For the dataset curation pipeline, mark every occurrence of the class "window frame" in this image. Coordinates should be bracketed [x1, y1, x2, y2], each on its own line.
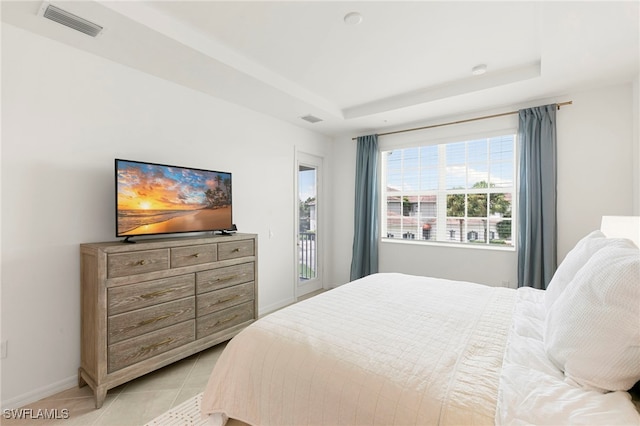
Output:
[380, 130, 518, 251]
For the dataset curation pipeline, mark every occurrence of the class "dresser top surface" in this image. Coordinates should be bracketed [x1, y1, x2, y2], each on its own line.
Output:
[82, 233, 257, 253]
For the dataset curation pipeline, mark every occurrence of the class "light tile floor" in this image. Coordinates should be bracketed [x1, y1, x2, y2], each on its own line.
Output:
[2, 341, 227, 426]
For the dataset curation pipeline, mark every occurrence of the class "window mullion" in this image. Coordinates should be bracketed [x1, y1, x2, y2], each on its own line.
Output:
[437, 144, 447, 241]
[486, 137, 491, 244]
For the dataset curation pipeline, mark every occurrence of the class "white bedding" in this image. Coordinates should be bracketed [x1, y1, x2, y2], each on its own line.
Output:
[497, 287, 640, 425]
[201, 273, 516, 425]
[201, 272, 640, 425]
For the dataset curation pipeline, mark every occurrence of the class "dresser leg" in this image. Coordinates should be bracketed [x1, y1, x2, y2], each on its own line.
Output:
[78, 368, 87, 388]
[95, 385, 107, 409]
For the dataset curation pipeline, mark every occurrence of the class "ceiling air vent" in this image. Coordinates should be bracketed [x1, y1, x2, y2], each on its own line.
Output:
[300, 114, 323, 124]
[40, 3, 104, 37]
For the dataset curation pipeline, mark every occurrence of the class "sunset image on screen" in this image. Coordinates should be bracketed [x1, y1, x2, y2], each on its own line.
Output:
[116, 160, 232, 236]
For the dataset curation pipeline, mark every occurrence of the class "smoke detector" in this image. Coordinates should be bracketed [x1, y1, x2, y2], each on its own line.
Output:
[38, 2, 104, 38]
[344, 12, 363, 25]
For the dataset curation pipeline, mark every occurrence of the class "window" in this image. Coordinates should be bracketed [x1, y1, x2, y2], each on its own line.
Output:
[382, 134, 515, 247]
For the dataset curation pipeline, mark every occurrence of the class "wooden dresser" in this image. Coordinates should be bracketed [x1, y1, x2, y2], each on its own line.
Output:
[78, 233, 258, 408]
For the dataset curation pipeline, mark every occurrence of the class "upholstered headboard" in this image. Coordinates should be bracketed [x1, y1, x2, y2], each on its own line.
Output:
[600, 216, 640, 248]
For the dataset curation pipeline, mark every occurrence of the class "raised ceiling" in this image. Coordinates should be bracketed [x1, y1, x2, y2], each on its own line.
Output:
[2, 1, 639, 136]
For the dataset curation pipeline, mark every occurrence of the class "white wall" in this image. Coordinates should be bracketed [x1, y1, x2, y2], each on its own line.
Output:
[1, 24, 332, 408]
[556, 83, 636, 258]
[329, 82, 638, 288]
[327, 139, 357, 287]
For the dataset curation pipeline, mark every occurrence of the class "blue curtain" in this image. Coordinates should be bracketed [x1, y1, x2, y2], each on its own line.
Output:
[517, 104, 557, 289]
[350, 134, 379, 281]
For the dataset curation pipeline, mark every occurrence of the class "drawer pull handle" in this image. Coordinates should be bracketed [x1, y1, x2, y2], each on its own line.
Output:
[232, 248, 240, 253]
[192, 253, 200, 258]
[141, 289, 173, 299]
[218, 295, 239, 304]
[138, 314, 172, 327]
[140, 338, 173, 354]
[215, 275, 236, 283]
[215, 314, 239, 327]
[137, 259, 147, 266]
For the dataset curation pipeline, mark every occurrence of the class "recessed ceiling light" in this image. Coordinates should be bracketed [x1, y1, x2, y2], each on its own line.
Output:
[344, 12, 363, 25]
[471, 64, 487, 76]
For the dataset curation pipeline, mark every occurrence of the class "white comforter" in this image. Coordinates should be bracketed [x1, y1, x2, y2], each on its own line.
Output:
[201, 273, 516, 425]
[201, 273, 640, 425]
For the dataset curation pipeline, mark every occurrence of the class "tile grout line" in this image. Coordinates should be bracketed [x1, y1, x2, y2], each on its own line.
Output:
[169, 352, 201, 409]
[90, 387, 122, 426]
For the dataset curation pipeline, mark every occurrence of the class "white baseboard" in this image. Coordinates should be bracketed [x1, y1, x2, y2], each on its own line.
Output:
[1, 375, 77, 410]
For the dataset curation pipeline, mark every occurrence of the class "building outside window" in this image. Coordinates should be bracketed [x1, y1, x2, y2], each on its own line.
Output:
[382, 134, 515, 247]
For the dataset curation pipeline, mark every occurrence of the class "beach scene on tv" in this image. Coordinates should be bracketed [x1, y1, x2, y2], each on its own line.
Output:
[117, 161, 232, 236]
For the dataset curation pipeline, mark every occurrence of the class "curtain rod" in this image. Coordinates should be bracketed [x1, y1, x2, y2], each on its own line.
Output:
[351, 101, 573, 140]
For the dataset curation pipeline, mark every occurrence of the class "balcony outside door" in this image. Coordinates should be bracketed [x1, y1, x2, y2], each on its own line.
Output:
[296, 152, 323, 297]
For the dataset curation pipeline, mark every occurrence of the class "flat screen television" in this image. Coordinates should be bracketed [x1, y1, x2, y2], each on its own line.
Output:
[115, 159, 232, 240]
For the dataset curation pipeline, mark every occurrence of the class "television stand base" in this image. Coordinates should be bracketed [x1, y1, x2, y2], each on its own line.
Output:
[217, 224, 237, 236]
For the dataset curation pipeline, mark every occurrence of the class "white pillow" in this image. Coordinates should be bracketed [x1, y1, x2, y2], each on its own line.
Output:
[544, 244, 640, 392]
[545, 231, 631, 312]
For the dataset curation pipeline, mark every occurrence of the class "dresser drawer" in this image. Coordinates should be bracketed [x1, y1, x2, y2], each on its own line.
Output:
[197, 301, 254, 339]
[108, 297, 195, 344]
[197, 282, 254, 317]
[218, 240, 254, 261]
[108, 249, 169, 278]
[108, 320, 195, 373]
[196, 262, 254, 294]
[108, 275, 195, 315]
[171, 244, 217, 268]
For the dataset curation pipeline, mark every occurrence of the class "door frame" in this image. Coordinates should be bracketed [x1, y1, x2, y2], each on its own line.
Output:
[295, 151, 324, 298]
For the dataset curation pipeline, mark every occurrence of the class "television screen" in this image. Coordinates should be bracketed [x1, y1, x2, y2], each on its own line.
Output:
[115, 159, 232, 238]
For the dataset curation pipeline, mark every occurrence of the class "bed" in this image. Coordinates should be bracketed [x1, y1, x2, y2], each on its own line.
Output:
[200, 216, 640, 425]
